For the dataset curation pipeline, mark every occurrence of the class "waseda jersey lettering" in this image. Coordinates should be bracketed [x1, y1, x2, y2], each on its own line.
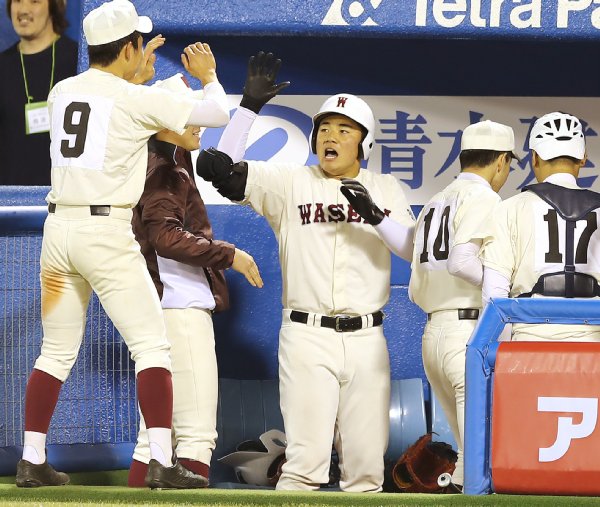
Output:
[297, 203, 391, 225]
[241, 161, 415, 316]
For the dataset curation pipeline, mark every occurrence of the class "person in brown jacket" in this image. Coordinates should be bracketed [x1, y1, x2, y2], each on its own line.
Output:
[127, 52, 287, 487]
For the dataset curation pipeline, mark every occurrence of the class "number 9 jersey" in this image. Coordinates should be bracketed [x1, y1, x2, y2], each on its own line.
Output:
[409, 176, 500, 313]
[47, 69, 197, 207]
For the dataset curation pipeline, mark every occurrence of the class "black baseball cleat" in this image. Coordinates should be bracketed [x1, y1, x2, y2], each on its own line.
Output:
[145, 458, 209, 489]
[15, 459, 70, 487]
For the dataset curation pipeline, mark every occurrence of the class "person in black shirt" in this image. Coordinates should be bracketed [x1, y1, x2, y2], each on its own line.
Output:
[0, 0, 77, 185]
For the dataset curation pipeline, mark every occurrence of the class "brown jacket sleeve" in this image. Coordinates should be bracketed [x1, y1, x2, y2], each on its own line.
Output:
[140, 162, 235, 271]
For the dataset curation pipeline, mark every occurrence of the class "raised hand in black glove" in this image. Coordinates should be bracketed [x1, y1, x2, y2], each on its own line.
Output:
[239, 51, 291, 114]
[340, 179, 385, 225]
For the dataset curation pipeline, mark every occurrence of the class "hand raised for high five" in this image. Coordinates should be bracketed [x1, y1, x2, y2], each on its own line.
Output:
[181, 42, 217, 86]
[240, 51, 291, 114]
[132, 34, 165, 84]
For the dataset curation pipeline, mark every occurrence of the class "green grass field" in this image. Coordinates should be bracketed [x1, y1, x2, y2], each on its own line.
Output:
[1, 479, 600, 507]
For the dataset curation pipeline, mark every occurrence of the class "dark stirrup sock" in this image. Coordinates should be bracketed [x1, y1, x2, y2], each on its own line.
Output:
[24, 369, 63, 433]
[137, 367, 173, 428]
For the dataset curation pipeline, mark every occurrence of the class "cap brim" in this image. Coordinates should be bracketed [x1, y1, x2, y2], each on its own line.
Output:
[137, 16, 153, 34]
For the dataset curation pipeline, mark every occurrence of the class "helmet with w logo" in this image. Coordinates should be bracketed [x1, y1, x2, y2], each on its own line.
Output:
[310, 93, 375, 160]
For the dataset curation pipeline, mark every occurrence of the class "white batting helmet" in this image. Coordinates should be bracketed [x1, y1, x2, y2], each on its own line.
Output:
[529, 112, 586, 161]
[218, 429, 286, 486]
[310, 93, 376, 160]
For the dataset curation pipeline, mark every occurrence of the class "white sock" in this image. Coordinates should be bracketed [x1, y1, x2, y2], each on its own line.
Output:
[23, 431, 47, 464]
[147, 427, 173, 466]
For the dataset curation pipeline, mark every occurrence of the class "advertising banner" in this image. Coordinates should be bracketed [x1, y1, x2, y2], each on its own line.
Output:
[198, 95, 600, 204]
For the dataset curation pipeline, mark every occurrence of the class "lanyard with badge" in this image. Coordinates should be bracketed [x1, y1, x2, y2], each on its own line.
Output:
[21, 39, 56, 135]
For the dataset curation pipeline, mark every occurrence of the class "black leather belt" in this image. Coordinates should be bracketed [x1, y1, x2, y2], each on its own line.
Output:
[428, 308, 480, 321]
[48, 203, 111, 216]
[289, 310, 384, 333]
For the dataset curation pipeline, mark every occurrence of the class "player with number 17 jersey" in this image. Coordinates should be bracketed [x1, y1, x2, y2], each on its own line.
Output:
[482, 180, 600, 341]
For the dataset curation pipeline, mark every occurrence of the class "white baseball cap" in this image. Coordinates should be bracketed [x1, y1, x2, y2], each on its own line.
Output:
[83, 0, 152, 46]
[528, 112, 586, 161]
[461, 120, 520, 160]
[152, 73, 205, 100]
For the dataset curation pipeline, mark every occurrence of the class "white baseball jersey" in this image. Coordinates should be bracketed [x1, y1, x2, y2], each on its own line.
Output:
[409, 173, 500, 314]
[243, 162, 415, 316]
[483, 173, 600, 340]
[47, 68, 196, 206]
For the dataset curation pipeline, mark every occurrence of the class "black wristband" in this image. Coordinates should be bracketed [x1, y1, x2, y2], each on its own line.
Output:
[239, 95, 264, 114]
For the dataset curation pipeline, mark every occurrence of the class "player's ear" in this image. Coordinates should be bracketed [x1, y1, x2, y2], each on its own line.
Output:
[531, 150, 539, 168]
[121, 42, 133, 62]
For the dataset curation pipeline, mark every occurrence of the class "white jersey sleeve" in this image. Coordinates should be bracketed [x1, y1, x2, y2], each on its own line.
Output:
[373, 216, 415, 261]
[186, 81, 230, 128]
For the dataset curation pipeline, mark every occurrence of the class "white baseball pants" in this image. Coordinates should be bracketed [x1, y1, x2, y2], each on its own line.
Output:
[276, 310, 390, 493]
[422, 309, 478, 487]
[35, 206, 171, 381]
[133, 307, 218, 465]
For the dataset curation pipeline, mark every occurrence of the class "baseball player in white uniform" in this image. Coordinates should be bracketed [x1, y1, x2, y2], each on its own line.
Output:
[483, 112, 600, 341]
[197, 93, 415, 492]
[16, 0, 230, 489]
[409, 120, 518, 489]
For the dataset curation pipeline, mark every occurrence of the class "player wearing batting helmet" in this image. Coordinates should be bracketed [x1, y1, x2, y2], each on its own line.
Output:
[16, 0, 231, 489]
[409, 120, 518, 490]
[482, 111, 600, 341]
[196, 92, 415, 492]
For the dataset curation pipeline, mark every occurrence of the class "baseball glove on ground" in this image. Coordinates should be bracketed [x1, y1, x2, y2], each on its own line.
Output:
[391, 433, 457, 493]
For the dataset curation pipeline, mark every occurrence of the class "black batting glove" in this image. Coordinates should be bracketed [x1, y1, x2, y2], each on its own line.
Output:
[340, 179, 385, 226]
[239, 51, 291, 114]
[196, 147, 233, 183]
[196, 148, 248, 201]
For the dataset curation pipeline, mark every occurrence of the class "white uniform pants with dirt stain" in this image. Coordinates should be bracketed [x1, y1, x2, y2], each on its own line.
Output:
[35, 206, 171, 381]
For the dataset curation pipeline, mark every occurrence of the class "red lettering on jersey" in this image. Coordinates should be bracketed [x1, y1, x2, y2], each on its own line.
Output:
[298, 204, 312, 225]
[337, 96, 348, 108]
[347, 205, 362, 223]
[327, 204, 345, 222]
[313, 203, 326, 223]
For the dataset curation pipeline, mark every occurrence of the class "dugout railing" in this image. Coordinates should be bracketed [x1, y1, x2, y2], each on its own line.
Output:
[465, 297, 600, 495]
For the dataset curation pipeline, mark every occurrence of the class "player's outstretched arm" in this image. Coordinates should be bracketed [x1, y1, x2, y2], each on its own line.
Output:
[341, 179, 414, 260]
[231, 248, 264, 288]
[218, 51, 290, 163]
